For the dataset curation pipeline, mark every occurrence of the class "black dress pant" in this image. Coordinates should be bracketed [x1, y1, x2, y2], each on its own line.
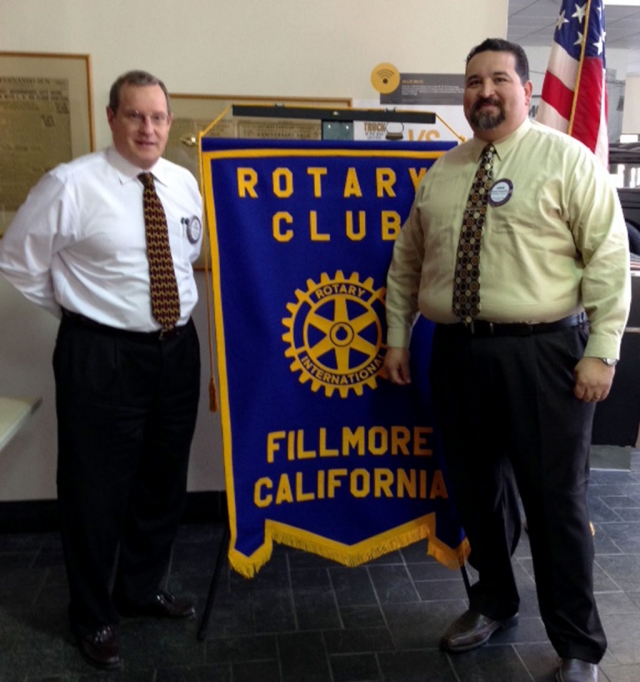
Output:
[53, 315, 200, 637]
[430, 321, 606, 663]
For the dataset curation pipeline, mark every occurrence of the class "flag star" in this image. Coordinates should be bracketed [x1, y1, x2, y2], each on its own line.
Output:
[574, 30, 584, 46]
[556, 10, 569, 31]
[593, 31, 605, 55]
[572, 3, 586, 23]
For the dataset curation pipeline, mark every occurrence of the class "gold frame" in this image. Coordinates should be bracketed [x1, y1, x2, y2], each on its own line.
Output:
[0, 51, 94, 235]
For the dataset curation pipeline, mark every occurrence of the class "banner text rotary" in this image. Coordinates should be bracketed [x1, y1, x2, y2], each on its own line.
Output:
[236, 165, 428, 243]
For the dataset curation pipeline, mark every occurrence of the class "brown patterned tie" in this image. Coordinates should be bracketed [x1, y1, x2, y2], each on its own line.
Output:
[139, 172, 180, 330]
[452, 144, 496, 324]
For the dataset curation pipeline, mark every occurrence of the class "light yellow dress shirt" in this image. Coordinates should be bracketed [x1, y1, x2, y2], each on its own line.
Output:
[386, 118, 631, 359]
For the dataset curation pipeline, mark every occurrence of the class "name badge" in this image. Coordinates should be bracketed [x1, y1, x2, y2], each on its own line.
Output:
[488, 179, 513, 207]
[186, 216, 202, 244]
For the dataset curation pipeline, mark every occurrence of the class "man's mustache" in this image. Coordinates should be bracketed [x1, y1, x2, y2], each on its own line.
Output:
[472, 97, 502, 112]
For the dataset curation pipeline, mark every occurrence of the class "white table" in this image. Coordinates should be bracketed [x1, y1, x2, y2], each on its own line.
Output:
[0, 396, 42, 452]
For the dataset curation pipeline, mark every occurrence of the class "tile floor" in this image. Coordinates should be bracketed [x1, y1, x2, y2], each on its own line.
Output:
[3, 455, 640, 681]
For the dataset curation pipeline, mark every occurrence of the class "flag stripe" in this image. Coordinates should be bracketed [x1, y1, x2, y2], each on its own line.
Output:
[547, 44, 579, 90]
[536, 101, 569, 133]
[540, 71, 576, 121]
[571, 59, 605, 153]
[596, 87, 609, 167]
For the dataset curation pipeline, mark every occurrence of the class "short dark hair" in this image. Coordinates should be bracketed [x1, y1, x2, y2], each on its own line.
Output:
[466, 38, 529, 85]
[108, 70, 171, 114]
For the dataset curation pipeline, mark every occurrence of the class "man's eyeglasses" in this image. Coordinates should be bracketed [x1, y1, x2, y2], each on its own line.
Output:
[122, 110, 171, 127]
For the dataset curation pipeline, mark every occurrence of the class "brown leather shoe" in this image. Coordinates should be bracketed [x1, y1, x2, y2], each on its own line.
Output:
[77, 625, 121, 670]
[118, 590, 196, 619]
[440, 609, 518, 653]
[556, 658, 598, 682]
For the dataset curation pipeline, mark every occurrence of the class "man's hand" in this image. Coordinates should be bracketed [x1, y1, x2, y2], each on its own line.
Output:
[383, 347, 412, 385]
[574, 357, 615, 403]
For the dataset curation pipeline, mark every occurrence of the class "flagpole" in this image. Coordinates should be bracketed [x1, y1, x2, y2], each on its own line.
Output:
[568, 0, 593, 136]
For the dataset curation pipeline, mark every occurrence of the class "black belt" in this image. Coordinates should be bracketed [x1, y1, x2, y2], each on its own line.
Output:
[61, 309, 189, 342]
[440, 312, 587, 338]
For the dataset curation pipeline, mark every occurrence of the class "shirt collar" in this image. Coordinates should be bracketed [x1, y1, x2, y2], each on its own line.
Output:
[106, 147, 170, 187]
[468, 117, 532, 163]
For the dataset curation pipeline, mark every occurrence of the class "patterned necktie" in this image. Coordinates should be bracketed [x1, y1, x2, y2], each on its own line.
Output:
[452, 144, 496, 324]
[139, 172, 180, 330]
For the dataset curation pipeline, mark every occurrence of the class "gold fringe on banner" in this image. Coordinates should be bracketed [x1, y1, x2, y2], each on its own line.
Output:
[227, 515, 470, 579]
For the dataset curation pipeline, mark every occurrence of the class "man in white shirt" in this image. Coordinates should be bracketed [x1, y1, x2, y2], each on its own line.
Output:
[0, 71, 203, 670]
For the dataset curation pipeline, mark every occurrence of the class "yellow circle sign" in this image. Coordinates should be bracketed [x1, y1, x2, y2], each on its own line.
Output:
[370, 63, 400, 95]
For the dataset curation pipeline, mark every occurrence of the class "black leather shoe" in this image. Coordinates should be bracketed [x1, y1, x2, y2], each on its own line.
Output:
[77, 625, 121, 670]
[440, 609, 518, 653]
[117, 590, 196, 619]
[556, 658, 598, 682]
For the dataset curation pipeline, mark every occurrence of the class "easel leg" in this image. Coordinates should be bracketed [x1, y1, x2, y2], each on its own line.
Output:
[460, 563, 472, 600]
[197, 523, 230, 640]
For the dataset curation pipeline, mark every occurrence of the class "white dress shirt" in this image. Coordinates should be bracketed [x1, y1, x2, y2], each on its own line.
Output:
[0, 147, 202, 331]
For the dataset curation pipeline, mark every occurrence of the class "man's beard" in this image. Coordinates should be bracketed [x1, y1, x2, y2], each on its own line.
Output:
[470, 98, 505, 130]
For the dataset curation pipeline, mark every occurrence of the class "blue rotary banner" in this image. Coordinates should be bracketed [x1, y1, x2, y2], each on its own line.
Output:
[200, 137, 469, 577]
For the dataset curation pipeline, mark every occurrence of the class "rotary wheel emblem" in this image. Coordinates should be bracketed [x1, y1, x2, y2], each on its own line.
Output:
[282, 271, 386, 398]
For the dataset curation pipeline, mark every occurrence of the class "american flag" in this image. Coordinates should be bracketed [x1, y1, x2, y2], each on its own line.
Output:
[536, 0, 608, 166]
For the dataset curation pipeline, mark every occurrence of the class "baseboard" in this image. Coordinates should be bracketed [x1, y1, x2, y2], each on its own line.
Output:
[590, 445, 633, 471]
[0, 491, 228, 534]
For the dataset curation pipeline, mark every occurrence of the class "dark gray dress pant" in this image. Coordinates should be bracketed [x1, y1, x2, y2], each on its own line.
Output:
[430, 321, 606, 663]
[53, 314, 200, 637]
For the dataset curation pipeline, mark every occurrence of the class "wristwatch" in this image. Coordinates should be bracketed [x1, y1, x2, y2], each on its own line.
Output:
[601, 358, 618, 366]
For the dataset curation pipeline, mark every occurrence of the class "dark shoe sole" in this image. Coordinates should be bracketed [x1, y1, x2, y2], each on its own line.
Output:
[440, 615, 519, 654]
[75, 630, 122, 671]
[556, 665, 599, 682]
[78, 647, 122, 671]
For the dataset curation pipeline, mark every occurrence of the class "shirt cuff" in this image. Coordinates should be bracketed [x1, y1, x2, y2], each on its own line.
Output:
[386, 326, 412, 349]
[584, 335, 621, 361]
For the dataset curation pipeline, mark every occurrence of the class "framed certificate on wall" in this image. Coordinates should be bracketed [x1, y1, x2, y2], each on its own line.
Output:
[0, 52, 94, 236]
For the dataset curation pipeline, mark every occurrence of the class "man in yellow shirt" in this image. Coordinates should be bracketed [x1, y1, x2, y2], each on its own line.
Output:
[384, 38, 630, 682]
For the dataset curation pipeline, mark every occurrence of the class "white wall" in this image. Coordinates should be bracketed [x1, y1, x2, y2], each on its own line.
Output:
[1, 0, 509, 152]
[0, 0, 509, 500]
[623, 76, 640, 135]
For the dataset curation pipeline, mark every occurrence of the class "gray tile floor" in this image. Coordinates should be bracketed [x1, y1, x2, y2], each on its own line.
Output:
[3, 455, 640, 681]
